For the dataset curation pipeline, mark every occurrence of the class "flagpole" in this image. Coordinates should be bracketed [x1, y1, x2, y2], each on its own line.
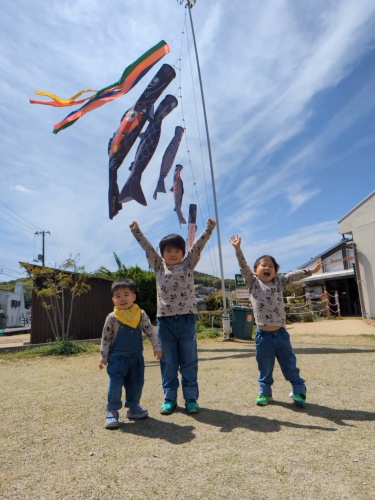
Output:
[185, 0, 230, 337]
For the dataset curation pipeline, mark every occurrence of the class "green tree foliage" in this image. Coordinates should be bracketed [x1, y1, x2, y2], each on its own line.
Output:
[93, 253, 157, 321]
[194, 271, 235, 291]
[284, 281, 305, 300]
[21, 259, 90, 341]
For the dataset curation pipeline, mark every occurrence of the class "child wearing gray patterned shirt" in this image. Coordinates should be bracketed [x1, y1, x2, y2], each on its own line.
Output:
[130, 218, 216, 416]
[230, 234, 322, 408]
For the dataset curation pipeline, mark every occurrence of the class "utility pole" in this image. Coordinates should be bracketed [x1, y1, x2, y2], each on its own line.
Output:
[34, 231, 50, 266]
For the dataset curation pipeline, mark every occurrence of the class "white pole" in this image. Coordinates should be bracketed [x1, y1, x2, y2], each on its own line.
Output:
[185, 1, 230, 337]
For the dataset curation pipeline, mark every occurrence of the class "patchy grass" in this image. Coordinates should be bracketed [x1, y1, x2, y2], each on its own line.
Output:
[196, 320, 221, 339]
[0, 340, 99, 360]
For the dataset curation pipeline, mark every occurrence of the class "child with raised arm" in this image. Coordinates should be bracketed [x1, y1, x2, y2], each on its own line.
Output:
[230, 235, 322, 407]
[130, 218, 216, 415]
[99, 278, 162, 429]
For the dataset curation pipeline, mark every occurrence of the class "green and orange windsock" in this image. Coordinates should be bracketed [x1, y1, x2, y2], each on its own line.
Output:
[30, 40, 170, 133]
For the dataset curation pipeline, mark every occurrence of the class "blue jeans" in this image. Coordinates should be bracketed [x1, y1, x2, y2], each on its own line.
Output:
[157, 314, 198, 401]
[255, 327, 306, 396]
[106, 323, 145, 411]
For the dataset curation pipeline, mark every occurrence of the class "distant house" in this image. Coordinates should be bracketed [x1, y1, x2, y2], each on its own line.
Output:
[195, 286, 215, 297]
[299, 190, 375, 319]
[298, 240, 358, 316]
[0, 282, 27, 328]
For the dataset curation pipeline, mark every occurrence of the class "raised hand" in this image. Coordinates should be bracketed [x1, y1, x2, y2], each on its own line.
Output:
[230, 235, 242, 250]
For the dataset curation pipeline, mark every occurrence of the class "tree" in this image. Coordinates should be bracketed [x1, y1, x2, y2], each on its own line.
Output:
[21, 259, 90, 341]
[93, 253, 157, 320]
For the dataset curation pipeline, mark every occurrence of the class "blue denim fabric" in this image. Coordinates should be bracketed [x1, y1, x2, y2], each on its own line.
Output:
[157, 314, 198, 401]
[106, 323, 145, 411]
[255, 327, 306, 396]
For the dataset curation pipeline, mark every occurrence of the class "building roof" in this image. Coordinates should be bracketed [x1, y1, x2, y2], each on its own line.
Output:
[338, 190, 375, 224]
[300, 268, 354, 283]
[298, 240, 348, 269]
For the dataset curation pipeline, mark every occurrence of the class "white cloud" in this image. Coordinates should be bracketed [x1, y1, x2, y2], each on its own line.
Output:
[14, 185, 38, 194]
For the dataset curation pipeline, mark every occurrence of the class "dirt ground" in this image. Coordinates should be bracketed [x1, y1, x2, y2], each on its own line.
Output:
[1, 318, 375, 499]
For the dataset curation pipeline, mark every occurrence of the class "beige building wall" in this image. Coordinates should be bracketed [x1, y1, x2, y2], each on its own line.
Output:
[339, 191, 375, 319]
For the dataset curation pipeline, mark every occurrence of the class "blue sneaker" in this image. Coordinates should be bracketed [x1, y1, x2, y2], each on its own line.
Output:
[126, 405, 149, 419]
[290, 392, 306, 407]
[105, 410, 119, 429]
[160, 399, 177, 415]
[185, 399, 200, 414]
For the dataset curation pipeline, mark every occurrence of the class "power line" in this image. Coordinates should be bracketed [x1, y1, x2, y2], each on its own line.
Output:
[0, 200, 42, 231]
[0, 216, 35, 234]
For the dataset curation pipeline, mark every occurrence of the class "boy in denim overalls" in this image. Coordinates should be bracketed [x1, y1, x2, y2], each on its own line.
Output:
[99, 279, 162, 428]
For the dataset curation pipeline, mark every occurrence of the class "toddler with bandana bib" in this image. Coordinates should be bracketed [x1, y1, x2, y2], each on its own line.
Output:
[99, 278, 162, 429]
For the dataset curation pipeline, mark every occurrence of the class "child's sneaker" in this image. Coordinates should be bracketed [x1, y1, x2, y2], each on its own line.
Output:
[105, 410, 119, 429]
[160, 399, 177, 415]
[185, 399, 200, 414]
[126, 405, 149, 419]
[256, 395, 273, 406]
[290, 392, 306, 407]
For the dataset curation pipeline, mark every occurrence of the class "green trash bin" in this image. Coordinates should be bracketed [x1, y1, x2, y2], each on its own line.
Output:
[232, 306, 254, 340]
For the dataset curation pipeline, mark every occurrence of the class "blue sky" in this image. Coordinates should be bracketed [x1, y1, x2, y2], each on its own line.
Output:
[1, 0, 375, 283]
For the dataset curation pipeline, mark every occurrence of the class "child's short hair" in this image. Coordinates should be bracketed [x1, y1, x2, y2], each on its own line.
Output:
[111, 278, 136, 297]
[254, 255, 280, 273]
[159, 233, 185, 257]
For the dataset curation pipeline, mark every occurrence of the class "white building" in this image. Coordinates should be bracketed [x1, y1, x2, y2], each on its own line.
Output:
[338, 191, 375, 319]
[299, 191, 375, 319]
[0, 282, 27, 328]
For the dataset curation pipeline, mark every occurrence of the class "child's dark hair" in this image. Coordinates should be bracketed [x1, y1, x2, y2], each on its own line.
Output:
[111, 278, 136, 297]
[254, 255, 280, 273]
[159, 233, 185, 257]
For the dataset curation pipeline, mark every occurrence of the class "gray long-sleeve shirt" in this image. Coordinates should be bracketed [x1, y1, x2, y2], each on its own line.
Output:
[131, 223, 215, 317]
[235, 249, 312, 327]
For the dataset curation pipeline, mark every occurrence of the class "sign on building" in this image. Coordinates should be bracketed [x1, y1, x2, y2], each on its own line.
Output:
[235, 288, 250, 299]
[235, 274, 246, 287]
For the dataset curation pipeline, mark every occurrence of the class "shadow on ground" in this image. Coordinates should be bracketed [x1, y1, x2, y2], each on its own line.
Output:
[115, 406, 337, 443]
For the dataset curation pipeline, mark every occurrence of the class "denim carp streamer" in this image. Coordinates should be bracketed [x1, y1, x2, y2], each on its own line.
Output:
[118, 94, 178, 208]
[186, 204, 197, 251]
[153, 125, 184, 200]
[108, 64, 176, 219]
[30, 41, 170, 132]
[170, 164, 186, 224]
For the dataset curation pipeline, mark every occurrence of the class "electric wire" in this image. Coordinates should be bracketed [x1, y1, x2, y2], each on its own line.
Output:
[0, 216, 35, 234]
[0, 200, 42, 231]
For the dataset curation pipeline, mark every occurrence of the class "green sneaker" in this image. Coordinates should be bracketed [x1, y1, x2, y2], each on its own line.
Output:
[290, 393, 306, 407]
[160, 399, 177, 415]
[185, 399, 200, 414]
[256, 395, 273, 406]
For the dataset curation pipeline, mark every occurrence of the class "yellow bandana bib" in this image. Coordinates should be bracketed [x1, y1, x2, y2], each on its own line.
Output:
[114, 304, 141, 328]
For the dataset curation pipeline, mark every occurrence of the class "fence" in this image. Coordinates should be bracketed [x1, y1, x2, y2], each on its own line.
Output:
[285, 291, 340, 322]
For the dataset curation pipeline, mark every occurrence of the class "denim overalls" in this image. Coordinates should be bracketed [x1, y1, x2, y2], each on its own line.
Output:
[106, 322, 145, 411]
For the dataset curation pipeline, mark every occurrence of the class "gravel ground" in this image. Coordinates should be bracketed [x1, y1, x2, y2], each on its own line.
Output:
[1, 318, 374, 500]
